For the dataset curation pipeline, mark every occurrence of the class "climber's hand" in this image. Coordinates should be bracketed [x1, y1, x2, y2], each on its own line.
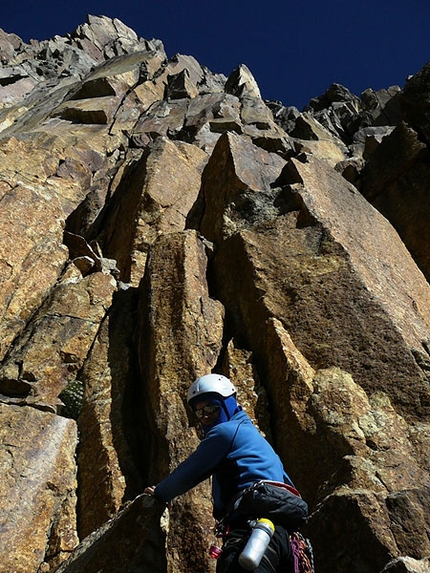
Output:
[144, 485, 156, 496]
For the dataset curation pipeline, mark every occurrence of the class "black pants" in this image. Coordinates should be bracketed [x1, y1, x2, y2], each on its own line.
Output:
[216, 524, 294, 573]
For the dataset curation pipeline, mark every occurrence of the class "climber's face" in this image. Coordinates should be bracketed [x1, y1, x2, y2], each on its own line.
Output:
[194, 400, 220, 426]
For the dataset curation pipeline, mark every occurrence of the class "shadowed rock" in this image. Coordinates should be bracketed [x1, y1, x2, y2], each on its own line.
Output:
[55, 495, 167, 573]
[0, 14, 430, 573]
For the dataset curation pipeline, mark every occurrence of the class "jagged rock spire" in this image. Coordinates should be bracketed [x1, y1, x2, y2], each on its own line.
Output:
[0, 15, 429, 573]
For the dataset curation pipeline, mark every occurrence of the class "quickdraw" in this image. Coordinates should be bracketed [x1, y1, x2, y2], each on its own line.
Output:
[214, 517, 230, 539]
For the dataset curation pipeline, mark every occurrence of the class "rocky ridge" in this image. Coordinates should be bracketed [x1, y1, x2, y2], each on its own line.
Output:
[0, 14, 429, 573]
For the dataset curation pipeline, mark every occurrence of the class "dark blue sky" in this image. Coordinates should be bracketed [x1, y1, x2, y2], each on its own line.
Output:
[3, 0, 430, 110]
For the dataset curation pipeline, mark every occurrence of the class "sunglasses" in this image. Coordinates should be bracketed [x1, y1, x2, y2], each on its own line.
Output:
[194, 403, 220, 419]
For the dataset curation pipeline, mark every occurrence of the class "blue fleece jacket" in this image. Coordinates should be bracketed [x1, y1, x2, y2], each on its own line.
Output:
[154, 409, 294, 519]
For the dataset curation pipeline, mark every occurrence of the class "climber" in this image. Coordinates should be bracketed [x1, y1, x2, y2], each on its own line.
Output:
[144, 373, 296, 572]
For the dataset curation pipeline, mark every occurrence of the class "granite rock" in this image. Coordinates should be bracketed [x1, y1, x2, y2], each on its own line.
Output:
[1, 15, 430, 573]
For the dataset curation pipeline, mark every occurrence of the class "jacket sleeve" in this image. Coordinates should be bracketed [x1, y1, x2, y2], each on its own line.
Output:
[153, 424, 234, 503]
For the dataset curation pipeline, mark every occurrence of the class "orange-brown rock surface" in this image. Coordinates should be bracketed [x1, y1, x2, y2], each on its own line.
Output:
[0, 15, 429, 573]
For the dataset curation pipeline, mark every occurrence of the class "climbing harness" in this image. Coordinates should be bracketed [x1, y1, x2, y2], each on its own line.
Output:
[209, 481, 315, 572]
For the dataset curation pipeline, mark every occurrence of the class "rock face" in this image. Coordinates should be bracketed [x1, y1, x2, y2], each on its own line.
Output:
[0, 404, 78, 572]
[0, 14, 429, 573]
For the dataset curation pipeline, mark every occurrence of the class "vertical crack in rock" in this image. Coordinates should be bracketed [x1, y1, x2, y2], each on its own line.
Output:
[0, 14, 430, 573]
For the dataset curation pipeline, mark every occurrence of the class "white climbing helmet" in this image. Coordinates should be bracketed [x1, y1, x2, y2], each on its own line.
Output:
[187, 374, 236, 403]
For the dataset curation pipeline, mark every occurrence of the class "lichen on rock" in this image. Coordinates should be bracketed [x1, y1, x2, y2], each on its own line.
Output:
[0, 14, 429, 573]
